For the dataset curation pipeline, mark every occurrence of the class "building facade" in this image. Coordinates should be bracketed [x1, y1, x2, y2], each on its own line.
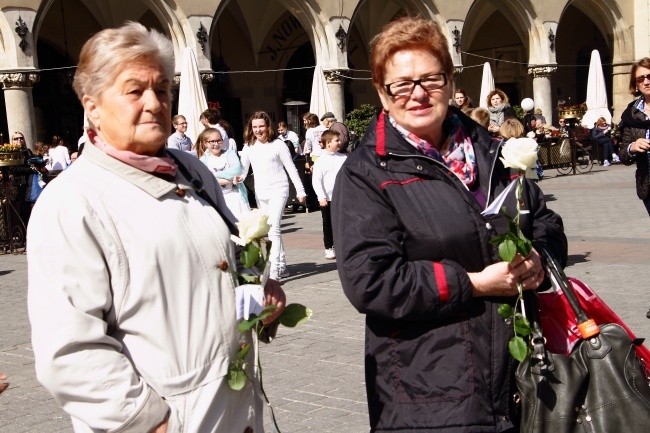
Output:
[0, 0, 648, 149]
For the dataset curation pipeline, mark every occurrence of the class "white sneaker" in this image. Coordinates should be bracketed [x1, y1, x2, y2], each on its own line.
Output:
[325, 248, 336, 260]
[612, 153, 620, 163]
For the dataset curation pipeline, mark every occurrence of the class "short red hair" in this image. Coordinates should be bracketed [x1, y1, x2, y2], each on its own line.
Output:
[370, 16, 454, 92]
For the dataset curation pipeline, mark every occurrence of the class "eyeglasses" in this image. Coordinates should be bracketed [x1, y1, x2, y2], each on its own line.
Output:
[12, 136, 25, 141]
[635, 74, 650, 84]
[175, 122, 188, 126]
[384, 73, 447, 97]
[206, 139, 224, 145]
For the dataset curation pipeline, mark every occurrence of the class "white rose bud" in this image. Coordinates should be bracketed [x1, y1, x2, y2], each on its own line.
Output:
[231, 209, 271, 246]
[500, 137, 539, 171]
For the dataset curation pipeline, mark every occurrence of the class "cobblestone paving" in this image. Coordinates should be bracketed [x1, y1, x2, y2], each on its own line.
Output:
[1, 164, 649, 432]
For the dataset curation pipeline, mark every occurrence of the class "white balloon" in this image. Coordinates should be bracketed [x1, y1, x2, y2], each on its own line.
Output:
[521, 98, 535, 112]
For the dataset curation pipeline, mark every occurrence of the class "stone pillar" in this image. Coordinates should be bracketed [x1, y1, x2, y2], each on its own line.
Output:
[200, 73, 215, 102]
[1, 72, 39, 150]
[612, 61, 634, 123]
[528, 66, 557, 124]
[324, 69, 347, 122]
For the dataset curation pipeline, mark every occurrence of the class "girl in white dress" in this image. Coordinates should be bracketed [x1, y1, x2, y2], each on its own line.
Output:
[198, 128, 250, 220]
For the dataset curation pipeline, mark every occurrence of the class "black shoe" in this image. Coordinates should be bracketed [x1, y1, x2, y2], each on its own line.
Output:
[647, 308, 650, 319]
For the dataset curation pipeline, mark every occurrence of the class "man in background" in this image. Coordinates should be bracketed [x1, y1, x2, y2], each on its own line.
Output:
[320, 112, 350, 154]
[167, 114, 194, 153]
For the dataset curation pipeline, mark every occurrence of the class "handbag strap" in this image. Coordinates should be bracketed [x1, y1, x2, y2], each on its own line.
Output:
[540, 249, 599, 338]
[523, 290, 555, 373]
[167, 152, 239, 236]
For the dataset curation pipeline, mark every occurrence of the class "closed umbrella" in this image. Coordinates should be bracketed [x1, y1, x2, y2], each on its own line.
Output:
[309, 65, 333, 118]
[178, 47, 208, 144]
[581, 49, 611, 128]
[479, 62, 495, 109]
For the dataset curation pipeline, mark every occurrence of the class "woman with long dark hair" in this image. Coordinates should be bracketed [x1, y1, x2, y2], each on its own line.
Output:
[238, 111, 306, 280]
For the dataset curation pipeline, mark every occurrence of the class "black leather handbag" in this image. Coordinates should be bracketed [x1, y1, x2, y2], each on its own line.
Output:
[516, 250, 650, 433]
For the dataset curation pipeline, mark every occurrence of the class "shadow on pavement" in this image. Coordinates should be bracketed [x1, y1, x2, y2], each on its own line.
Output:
[283, 262, 338, 282]
[544, 193, 557, 202]
[567, 252, 591, 266]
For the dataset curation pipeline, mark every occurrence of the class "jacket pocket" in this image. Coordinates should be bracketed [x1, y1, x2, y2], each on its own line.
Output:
[391, 320, 475, 403]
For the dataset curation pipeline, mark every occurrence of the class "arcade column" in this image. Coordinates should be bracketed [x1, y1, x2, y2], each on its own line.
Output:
[324, 69, 347, 122]
[528, 66, 557, 124]
[1, 72, 39, 150]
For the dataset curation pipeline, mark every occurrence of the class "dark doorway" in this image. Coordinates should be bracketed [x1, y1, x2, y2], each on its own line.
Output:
[33, 40, 83, 150]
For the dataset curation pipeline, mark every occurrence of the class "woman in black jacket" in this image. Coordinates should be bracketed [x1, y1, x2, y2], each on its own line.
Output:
[619, 57, 650, 216]
[332, 17, 566, 433]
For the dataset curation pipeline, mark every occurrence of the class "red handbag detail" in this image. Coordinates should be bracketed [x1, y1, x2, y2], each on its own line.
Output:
[537, 276, 650, 375]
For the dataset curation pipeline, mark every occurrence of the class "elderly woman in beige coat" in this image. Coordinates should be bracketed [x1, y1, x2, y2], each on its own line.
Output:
[27, 22, 284, 433]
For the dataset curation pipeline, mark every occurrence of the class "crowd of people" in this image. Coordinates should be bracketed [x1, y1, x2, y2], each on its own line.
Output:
[3, 16, 649, 433]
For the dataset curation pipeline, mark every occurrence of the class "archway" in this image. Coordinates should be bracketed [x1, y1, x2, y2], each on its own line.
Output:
[461, 3, 528, 109]
[211, 2, 313, 139]
[555, 4, 613, 110]
[33, 0, 168, 147]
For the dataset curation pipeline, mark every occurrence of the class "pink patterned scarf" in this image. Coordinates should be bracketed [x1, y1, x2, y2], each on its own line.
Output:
[388, 110, 477, 186]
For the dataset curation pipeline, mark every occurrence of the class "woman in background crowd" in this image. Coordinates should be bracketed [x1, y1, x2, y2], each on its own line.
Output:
[620, 57, 650, 216]
[303, 112, 327, 162]
[451, 88, 472, 113]
[619, 57, 650, 320]
[591, 116, 620, 166]
[238, 111, 306, 281]
[47, 135, 71, 170]
[487, 89, 516, 135]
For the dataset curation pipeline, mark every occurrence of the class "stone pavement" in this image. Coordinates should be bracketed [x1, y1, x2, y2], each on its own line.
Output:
[1, 163, 649, 432]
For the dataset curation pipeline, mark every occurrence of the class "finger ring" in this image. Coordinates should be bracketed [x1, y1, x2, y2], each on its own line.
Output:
[530, 269, 536, 278]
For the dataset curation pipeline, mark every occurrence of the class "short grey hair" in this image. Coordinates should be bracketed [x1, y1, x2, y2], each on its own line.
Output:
[73, 22, 174, 102]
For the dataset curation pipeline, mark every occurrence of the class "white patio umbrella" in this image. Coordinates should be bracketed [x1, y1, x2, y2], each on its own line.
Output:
[178, 47, 208, 144]
[581, 49, 611, 128]
[479, 62, 495, 109]
[309, 65, 333, 118]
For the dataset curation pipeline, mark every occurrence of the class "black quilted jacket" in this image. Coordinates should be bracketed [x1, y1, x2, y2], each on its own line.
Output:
[619, 100, 650, 200]
[332, 109, 567, 432]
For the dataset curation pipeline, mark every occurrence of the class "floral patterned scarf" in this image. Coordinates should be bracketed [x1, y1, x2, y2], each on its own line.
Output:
[388, 110, 477, 186]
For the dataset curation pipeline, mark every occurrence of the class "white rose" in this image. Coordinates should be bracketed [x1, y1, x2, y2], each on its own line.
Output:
[500, 137, 539, 171]
[231, 209, 271, 246]
[526, 131, 536, 139]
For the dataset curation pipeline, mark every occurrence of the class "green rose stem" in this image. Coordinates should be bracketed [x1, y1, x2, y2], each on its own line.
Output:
[491, 173, 533, 362]
[227, 224, 313, 432]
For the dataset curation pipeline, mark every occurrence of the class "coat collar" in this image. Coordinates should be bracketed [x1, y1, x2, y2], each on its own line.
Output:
[83, 142, 192, 199]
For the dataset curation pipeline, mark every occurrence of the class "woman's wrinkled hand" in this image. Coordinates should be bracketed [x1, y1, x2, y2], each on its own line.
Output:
[469, 249, 544, 297]
[262, 279, 286, 325]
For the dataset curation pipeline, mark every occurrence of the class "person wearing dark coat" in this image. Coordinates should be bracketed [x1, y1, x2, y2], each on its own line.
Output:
[332, 17, 567, 433]
[619, 57, 650, 217]
[618, 58, 650, 318]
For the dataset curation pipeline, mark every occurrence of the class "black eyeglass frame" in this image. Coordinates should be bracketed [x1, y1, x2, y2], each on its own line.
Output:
[384, 73, 448, 97]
